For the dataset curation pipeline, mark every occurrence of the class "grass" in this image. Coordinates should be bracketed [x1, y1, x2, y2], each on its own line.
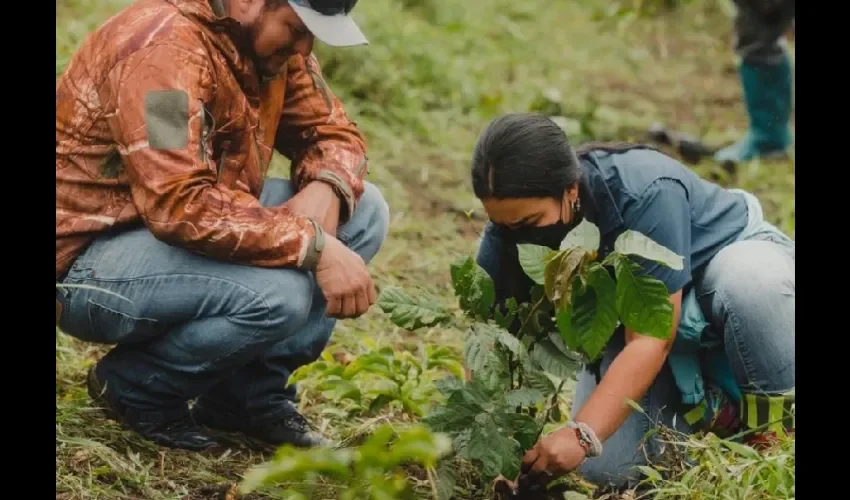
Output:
[56, 0, 795, 498]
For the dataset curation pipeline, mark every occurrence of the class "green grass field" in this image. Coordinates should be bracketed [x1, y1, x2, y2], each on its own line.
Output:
[56, 0, 795, 498]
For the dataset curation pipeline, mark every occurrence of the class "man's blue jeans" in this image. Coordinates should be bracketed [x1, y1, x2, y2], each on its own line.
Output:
[56, 179, 390, 426]
[475, 223, 795, 489]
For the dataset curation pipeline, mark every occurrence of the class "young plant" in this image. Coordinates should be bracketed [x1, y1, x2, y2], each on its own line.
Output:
[289, 343, 464, 418]
[378, 219, 683, 489]
[239, 423, 452, 499]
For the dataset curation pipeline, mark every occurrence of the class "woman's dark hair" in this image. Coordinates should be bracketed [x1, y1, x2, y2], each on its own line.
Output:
[471, 112, 657, 200]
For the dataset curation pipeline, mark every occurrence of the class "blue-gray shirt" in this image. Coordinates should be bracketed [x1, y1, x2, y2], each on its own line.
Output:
[580, 147, 749, 294]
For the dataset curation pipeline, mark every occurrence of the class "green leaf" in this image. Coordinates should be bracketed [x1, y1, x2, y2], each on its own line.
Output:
[494, 297, 519, 330]
[378, 286, 452, 330]
[450, 256, 496, 319]
[463, 327, 500, 372]
[435, 461, 458, 500]
[423, 390, 485, 434]
[239, 446, 354, 493]
[434, 376, 463, 396]
[462, 417, 521, 481]
[383, 425, 453, 469]
[520, 361, 557, 396]
[483, 324, 527, 360]
[636, 465, 663, 482]
[722, 440, 762, 460]
[556, 263, 619, 362]
[505, 388, 546, 407]
[530, 339, 582, 380]
[560, 218, 601, 253]
[613, 257, 674, 339]
[317, 378, 363, 402]
[614, 230, 684, 270]
[517, 244, 558, 284]
[494, 411, 544, 451]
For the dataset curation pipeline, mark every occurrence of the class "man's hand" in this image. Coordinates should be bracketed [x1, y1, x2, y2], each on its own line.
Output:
[285, 181, 341, 235]
[315, 235, 376, 319]
[520, 427, 587, 480]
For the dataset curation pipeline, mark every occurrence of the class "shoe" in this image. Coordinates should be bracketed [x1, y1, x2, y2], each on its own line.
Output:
[86, 364, 222, 452]
[192, 400, 331, 449]
[745, 428, 794, 452]
[714, 54, 793, 167]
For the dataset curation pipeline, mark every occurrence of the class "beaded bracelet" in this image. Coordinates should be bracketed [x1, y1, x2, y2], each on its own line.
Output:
[568, 421, 603, 458]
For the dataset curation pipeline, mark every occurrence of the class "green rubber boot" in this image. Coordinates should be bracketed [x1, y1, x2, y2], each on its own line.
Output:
[714, 54, 793, 166]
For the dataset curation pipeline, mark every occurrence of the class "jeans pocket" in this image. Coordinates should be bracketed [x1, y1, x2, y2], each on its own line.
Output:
[86, 299, 161, 345]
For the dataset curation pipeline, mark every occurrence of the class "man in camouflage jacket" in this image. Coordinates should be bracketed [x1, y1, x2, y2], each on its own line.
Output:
[56, 0, 389, 451]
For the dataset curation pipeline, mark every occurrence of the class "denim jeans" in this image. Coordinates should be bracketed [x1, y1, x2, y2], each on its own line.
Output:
[56, 178, 390, 426]
[475, 223, 795, 489]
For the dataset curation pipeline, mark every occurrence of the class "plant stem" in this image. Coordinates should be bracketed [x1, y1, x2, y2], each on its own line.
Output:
[517, 294, 547, 339]
[542, 379, 568, 427]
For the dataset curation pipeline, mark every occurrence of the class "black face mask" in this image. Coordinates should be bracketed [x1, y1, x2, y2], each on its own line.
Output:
[500, 199, 584, 249]
[504, 218, 582, 249]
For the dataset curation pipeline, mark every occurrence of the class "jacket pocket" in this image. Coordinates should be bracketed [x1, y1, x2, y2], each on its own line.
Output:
[86, 299, 161, 345]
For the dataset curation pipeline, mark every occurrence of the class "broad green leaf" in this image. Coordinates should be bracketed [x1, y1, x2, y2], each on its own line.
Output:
[462, 417, 521, 481]
[493, 411, 544, 451]
[363, 378, 401, 399]
[423, 390, 485, 434]
[530, 339, 583, 380]
[342, 353, 393, 379]
[474, 323, 527, 360]
[317, 378, 363, 402]
[383, 425, 452, 468]
[520, 360, 557, 396]
[426, 358, 465, 381]
[613, 257, 674, 339]
[239, 446, 354, 493]
[614, 230, 684, 270]
[517, 244, 557, 284]
[556, 263, 619, 362]
[450, 256, 496, 319]
[434, 376, 463, 396]
[435, 461, 458, 500]
[463, 327, 500, 372]
[560, 218, 601, 253]
[377, 286, 452, 331]
[505, 388, 546, 407]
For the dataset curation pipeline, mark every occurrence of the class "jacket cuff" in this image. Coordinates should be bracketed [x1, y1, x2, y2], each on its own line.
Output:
[298, 218, 326, 271]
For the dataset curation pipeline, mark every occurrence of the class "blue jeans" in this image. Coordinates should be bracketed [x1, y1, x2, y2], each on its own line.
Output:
[475, 224, 795, 489]
[56, 179, 390, 425]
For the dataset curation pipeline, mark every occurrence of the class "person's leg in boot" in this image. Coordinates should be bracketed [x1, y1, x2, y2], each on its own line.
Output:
[714, 0, 795, 167]
[56, 219, 330, 451]
[191, 179, 390, 448]
[696, 237, 795, 448]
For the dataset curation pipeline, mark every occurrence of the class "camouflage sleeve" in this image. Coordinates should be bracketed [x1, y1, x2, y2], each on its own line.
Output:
[103, 44, 323, 270]
[275, 53, 368, 223]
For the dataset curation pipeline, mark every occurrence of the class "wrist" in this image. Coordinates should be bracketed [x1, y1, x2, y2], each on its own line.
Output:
[568, 421, 603, 459]
[300, 217, 326, 271]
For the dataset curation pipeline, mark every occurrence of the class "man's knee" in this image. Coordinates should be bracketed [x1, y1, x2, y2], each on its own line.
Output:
[343, 181, 390, 262]
[236, 271, 314, 342]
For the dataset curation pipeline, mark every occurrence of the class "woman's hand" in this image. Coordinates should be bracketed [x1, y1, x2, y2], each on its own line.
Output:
[520, 426, 587, 479]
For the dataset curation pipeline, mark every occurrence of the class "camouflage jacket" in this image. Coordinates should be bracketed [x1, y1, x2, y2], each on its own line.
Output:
[56, 0, 368, 279]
